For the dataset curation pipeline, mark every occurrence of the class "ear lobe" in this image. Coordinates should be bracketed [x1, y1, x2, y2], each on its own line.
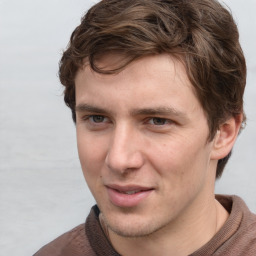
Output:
[211, 114, 243, 160]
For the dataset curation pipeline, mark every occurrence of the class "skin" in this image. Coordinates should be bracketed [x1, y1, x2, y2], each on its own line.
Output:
[75, 54, 241, 256]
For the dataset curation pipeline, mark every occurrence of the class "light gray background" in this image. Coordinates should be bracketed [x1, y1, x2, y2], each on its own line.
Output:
[0, 1, 255, 255]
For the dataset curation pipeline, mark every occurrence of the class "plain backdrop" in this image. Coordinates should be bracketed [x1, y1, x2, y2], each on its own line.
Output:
[0, 0, 255, 255]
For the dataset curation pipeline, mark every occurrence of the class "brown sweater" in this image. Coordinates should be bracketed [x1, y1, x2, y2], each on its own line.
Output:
[34, 195, 256, 256]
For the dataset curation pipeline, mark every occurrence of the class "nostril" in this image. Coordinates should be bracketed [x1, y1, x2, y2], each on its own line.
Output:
[105, 150, 144, 173]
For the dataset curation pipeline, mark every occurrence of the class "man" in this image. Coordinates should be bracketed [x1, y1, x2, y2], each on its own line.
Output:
[34, 0, 256, 255]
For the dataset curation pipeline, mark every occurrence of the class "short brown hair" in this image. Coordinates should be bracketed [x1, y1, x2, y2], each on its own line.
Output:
[59, 0, 246, 178]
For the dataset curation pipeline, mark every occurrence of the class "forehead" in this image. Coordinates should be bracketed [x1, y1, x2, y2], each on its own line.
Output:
[75, 54, 201, 115]
[77, 54, 191, 90]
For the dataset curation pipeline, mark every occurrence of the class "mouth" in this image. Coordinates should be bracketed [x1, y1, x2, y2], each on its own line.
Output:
[106, 185, 154, 207]
[118, 189, 146, 195]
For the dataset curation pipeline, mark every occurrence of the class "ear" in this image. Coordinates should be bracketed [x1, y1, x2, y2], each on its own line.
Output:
[210, 114, 243, 160]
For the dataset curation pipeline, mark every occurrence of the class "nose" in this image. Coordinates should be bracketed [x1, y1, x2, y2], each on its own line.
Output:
[105, 125, 145, 174]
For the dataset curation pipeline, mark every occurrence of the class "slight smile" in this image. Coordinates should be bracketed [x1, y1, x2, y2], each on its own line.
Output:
[106, 184, 154, 208]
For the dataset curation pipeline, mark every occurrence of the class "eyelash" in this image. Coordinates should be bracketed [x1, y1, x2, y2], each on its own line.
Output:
[81, 115, 173, 128]
[82, 115, 109, 124]
[89, 115, 109, 123]
[147, 117, 172, 126]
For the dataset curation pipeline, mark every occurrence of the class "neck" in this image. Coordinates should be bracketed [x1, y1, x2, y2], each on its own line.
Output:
[103, 196, 229, 256]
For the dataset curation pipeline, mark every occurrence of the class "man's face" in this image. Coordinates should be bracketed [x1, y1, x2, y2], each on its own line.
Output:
[75, 54, 217, 237]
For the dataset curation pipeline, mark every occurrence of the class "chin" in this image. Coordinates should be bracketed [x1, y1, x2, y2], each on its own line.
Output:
[102, 210, 168, 238]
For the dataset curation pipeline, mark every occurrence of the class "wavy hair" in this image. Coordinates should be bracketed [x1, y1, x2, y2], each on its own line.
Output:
[59, 0, 246, 178]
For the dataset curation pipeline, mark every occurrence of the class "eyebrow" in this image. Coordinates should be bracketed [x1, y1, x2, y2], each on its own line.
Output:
[76, 104, 109, 114]
[130, 107, 186, 118]
[75, 104, 187, 119]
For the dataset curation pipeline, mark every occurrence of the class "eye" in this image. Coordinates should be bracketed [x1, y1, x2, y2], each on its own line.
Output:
[89, 115, 107, 123]
[149, 117, 170, 126]
[81, 115, 111, 131]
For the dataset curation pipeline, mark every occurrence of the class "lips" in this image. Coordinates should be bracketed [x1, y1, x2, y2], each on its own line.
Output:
[106, 185, 154, 208]
[118, 190, 142, 195]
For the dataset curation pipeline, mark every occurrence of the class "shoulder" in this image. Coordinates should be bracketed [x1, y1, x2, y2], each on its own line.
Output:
[217, 194, 256, 232]
[193, 195, 256, 256]
[223, 195, 256, 255]
[33, 223, 96, 256]
[33, 205, 119, 256]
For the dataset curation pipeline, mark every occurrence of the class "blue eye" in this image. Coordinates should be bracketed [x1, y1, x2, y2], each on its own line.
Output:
[149, 117, 168, 125]
[89, 115, 106, 123]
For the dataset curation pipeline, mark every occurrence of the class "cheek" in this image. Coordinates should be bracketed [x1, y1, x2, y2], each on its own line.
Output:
[151, 135, 211, 182]
[77, 132, 106, 177]
[77, 134, 107, 199]
[152, 143, 211, 209]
